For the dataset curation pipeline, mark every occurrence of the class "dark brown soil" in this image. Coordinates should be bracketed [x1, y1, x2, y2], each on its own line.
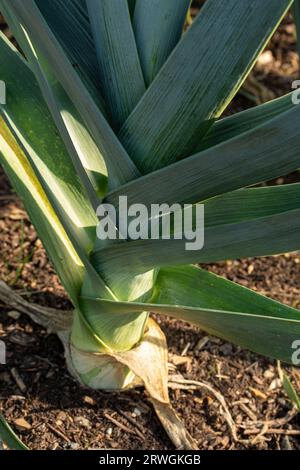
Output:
[0, 5, 300, 451]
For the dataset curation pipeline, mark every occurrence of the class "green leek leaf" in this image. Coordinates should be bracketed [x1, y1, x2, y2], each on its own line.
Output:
[80, 265, 300, 363]
[119, 0, 292, 173]
[0, 120, 84, 304]
[0, 414, 29, 450]
[3, 0, 140, 190]
[196, 92, 294, 152]
[133, 0, 191, 85]
[87, 0, 146, 129]
[35, 0, 106, 112]
[108, 104, 300, 208]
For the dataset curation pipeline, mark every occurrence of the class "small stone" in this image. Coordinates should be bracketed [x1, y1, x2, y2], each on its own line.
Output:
[56, 411, 67, 422]
[247, 264, 254, 274]
[8, 311, 21, 320]
[208, 336, 221, 344]
[263, 370, 275, 380]
[195, 336, 209, 351]
[257, 50, 273, 66]
[83, 395, 96, 406]
[221, 436, 230, 447]
[10, 395, 26, 401]
[132, 408, 142, 417]
[70, 442, 79, 450]
[74, 416, 91, 429]
[268, 378, 281, 391]
[14, 418, 31, 430]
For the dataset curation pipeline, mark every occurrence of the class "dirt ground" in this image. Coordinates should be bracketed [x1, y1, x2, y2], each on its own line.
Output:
[0, 4, 300, 451]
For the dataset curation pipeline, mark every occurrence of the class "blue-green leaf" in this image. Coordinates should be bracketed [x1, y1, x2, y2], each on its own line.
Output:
[119, 0, 292, 173]
[87, 0, 146, 129]
[133, 0, 191, 85]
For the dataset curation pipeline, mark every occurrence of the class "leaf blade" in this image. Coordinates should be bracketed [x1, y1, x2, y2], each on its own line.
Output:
[204, 184, 300, 227]
[108, 104, 300, 208]
[196, 92, 294, 152]
[92, 205, 300, 274]
[278, 363, 300, 412]
[0, 415, 29, 450]
[87, 0, 146, 129]
[133, 0, 190, 85]
[0, 31, 98, 254]
[0, 119, 84, 304]
[80, 265, 300, 364]
[119, 0, 292, 173]
[4, 0, 139, 189]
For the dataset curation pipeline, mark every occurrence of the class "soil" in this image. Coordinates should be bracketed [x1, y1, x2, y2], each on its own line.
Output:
[0, 4, 300, 451]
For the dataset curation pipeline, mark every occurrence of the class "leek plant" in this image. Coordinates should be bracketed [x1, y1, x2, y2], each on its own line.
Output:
[0, 0, 300, 447]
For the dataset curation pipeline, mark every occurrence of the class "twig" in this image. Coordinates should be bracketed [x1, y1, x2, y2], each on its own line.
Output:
[239, 409, 298, 429]
[250, 423, 269, 445]
[168, 376, 238, 442]
[103, 412, 144, 440]
[10, 367, 26, 393]
[181, 342, 191, 356]
[244, 428, 300, 436]
[116, 409, 145, 440]
[47, 423, 70, 443]
[239, 403, 257, 422]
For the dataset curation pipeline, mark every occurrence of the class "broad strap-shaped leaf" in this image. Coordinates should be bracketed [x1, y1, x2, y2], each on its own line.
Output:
[80, 265, 300, 364]
[0, 9, 101, 209]
[0, 32, 98, 254]
[120, 183, 300, 234]
[4, 0, 140, 190]
[0, 118, 113, 305]
[0, 414, 28, 450]
[0, 18, 152, 346]
[157, 182, 300, 232]
[53, 86, 108, 198]
[196, 92, 294, 152]
[204, 184, 300, 227]
[32, 1, 109, 196]
[87, 0, 146, 129]
[138, 184, 300, 240]
[119, 0, 292, 173]
[0, 119, 84, 304]
[35, 0, 106, 112]
[133, 0, 191, 85]
[92, 191, 300, 275]
[0, 32, 115, 301]
[107, 104, 300, 209]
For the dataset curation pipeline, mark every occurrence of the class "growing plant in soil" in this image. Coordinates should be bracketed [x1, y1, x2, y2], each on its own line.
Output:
[0, 0, 300, 449]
